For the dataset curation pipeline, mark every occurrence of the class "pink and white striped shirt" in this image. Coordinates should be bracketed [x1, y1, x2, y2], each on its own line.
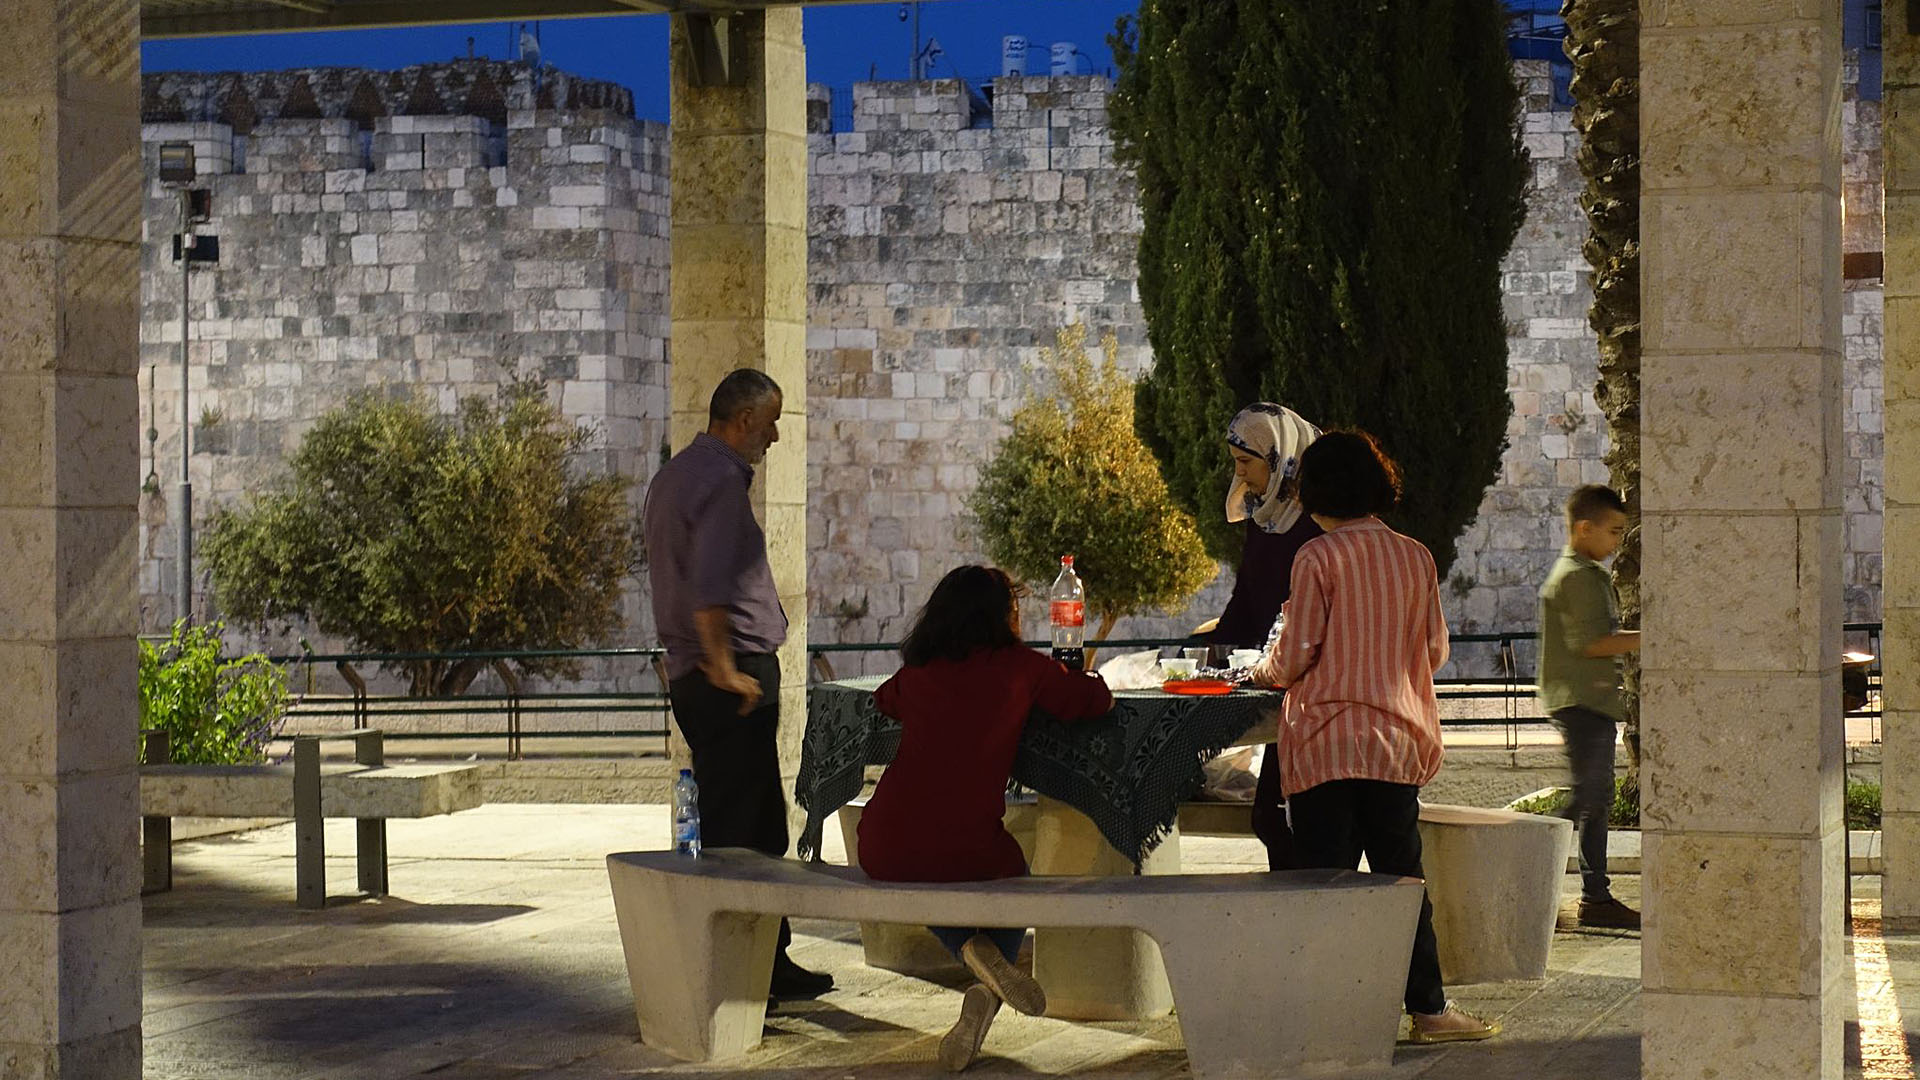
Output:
[1250, 517, 1449, 798]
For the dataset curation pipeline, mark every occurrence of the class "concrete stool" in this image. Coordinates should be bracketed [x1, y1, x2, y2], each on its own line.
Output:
[1027, 794, 1181, 1020]
[1417, 802, 1573, 984]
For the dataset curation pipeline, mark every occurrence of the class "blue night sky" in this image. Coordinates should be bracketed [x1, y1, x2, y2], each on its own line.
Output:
[141, 1, 1141, 121]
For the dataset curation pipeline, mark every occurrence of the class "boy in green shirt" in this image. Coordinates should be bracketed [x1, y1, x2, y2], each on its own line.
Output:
[1537, 485, 1641, 929]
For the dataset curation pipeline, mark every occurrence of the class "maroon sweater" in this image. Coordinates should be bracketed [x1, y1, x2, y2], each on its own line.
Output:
[857, 646, 1113, 882]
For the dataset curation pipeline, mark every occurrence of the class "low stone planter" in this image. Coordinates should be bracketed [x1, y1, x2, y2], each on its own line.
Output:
[1417, 803, 1572, 985]
[1502, 787, 1885, 873]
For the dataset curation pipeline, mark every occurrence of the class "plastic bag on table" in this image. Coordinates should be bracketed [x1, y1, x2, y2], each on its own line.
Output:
[1095, 648, 1165, 691]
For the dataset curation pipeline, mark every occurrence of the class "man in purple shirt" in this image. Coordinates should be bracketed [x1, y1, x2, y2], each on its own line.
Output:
[642, 369, 832, 1001]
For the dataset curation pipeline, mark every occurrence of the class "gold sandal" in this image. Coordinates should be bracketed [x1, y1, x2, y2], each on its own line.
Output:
[1406, 1003, 1501, 1044]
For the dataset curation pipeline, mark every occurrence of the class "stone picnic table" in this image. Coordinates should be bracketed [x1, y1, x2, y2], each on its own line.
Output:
[796, 675, 1283, 867]
[796, 673, 1282, 1020]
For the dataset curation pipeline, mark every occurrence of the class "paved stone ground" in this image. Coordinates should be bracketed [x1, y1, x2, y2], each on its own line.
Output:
[143, 805, 1887, 1079]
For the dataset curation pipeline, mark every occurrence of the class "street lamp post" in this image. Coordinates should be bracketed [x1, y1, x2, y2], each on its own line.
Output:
[157, 142, 197, 625]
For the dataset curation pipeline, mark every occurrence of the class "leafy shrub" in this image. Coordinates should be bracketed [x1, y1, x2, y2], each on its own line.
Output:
[139, 621, 290, 765]
[1847, 780, 1882, 830]
[968, 324, 1217, 643]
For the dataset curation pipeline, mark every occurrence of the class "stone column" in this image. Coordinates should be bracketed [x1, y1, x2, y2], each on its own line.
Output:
[1639, 4, 1845, 1077]
[0, 1, 144, 1077]
[668, 10, 810, 842]
[1882, 10, 1920, 929]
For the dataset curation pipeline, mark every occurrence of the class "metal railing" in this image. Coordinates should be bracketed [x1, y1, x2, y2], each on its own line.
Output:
[811, 631, 1545, 702]
[812, 624, 1888, 751]
[207, 622, 1884, 761]
[261, 646, 674, 761]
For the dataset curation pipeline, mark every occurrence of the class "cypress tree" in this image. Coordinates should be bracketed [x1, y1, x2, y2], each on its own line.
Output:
[1110, 0, 1528, 574]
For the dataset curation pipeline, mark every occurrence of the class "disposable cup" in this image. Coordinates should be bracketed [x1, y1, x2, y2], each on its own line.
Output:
[1159, 658, 1198, 680]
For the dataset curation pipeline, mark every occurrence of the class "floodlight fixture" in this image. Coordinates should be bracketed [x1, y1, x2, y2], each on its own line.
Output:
[682, 13, 746, 87]
[158, 142, 196, 185]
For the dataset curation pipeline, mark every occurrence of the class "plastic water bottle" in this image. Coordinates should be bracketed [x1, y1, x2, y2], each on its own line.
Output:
[672, 768, 702, 858]
[1263, 607, 1287, 655]
[1049, 555, 1086, 671]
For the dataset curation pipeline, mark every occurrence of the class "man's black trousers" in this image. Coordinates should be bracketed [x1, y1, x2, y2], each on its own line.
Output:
[669, 651, 793, 954]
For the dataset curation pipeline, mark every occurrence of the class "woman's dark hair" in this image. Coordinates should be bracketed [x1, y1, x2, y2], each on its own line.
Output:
[899, 565, 1025, 666]
[1296, 429, 1403, 519]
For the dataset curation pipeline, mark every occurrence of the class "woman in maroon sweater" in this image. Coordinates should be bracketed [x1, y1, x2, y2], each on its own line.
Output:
[857, 564, 1113, 1071]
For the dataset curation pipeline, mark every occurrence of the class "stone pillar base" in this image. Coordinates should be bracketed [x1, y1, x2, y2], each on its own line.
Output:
[0, 1029, 143, 1080]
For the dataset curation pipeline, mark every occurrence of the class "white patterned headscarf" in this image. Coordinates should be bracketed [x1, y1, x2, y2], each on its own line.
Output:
[1225, 403, 1321, 534]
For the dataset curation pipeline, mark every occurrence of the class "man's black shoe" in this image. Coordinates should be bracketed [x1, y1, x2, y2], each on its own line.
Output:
[769, 956, 834, 1000]
[1577, 896, 1641, 930]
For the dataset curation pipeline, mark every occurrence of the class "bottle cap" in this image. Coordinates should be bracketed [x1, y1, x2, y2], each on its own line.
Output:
[1061, 554, 1074, 566]
[679, 768, 692, 778]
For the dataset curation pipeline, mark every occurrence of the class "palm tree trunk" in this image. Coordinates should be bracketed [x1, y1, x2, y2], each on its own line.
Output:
[1563, 0, 1642, 792]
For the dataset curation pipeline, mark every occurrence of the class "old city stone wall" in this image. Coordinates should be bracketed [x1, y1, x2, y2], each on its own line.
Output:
[139, 63, 669, 678]
[137, 57, 1890, 687]
[801, 74, 1212, 668]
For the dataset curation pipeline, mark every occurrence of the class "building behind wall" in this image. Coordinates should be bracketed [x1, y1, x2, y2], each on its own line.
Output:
[136, 56, 1891, 686]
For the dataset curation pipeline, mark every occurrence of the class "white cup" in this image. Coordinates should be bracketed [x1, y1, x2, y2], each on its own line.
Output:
[1229, 649, 1262, 669]
[1159, 657, 1198, 680]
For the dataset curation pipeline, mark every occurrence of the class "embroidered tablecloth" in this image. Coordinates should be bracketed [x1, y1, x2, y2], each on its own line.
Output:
[797, 675, 1282, 866]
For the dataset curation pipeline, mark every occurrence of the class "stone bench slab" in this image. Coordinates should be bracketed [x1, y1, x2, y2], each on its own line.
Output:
[606, 848, 1425, 1079]
[139, 732, 481, 908]
[141, 762, 482, 819]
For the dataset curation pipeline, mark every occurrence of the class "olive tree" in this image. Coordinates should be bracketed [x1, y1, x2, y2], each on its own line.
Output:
[203, 381, 638, 694]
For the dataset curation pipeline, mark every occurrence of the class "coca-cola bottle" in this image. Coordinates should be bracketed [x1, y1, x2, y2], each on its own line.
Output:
[1049, 555, 1086, 671]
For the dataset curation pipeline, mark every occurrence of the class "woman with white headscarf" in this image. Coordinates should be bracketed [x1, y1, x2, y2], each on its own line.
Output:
[1205, 402, 1322, 871]
[1210, 403, 1323, 645]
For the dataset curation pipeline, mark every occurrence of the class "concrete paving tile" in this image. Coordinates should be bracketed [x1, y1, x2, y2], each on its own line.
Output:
[143, 1053, 316, 1080]
[141, 803, 1667, 1080]
[141, 997, 270, 1038]
[989, 1022, 1183, 1076]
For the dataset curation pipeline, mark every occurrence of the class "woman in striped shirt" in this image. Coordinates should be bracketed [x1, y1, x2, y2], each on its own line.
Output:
[1248, 430, 1499, 1045]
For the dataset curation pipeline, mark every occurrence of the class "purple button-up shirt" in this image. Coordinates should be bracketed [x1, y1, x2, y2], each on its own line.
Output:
[641, 433, 788, 681]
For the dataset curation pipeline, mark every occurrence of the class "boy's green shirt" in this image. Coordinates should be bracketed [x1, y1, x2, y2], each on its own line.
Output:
[1537, 546, 1625, 721]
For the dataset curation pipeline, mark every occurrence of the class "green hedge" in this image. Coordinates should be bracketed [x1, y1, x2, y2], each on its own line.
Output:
[1509, 779, 1882, 830]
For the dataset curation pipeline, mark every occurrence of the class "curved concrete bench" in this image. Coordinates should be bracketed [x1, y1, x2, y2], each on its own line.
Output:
[1416, 804, 1572, 985]
[606, 849, 1424, 1078]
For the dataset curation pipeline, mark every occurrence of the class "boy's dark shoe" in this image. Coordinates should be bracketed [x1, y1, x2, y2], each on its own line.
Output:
[769, 954, 835, 1000]
[1577, 897, 1641, 930]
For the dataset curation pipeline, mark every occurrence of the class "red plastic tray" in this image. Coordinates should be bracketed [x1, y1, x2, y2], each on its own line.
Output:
[1160, 678, 1236, 695]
